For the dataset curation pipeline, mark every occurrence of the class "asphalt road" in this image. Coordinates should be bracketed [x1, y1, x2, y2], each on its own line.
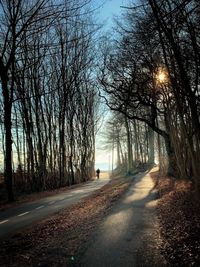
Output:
[0, 175, 110, 239]
[80, 169, 167, 267]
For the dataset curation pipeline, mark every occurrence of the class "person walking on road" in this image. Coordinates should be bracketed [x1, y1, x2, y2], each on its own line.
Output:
[96, 168, 100, 179]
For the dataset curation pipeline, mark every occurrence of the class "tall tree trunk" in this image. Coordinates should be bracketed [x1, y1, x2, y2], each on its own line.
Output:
[148, 126, 155, 164]
[125, 116, 132, 173]
[116, 133, 121, 167]
[133, 120, 139, 161]
[2, 78, 14, 201]
[163, 134, 176, 177]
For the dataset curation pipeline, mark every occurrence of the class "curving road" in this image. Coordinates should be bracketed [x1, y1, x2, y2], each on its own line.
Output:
[0, 175, 110, 239]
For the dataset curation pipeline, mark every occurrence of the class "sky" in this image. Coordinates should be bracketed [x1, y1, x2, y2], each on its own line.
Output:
[92, 0, 130, 171]
[92, 0, 129, 30]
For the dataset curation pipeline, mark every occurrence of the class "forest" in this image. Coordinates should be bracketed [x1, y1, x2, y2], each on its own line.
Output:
[0, 0, 200, 203]
[0, 0, 100, 201]
[100, 0, 200, 190]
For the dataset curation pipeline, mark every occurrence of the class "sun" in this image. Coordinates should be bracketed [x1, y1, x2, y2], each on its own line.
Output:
[158, 72, 166, 83]
[156, 68, 168, 84]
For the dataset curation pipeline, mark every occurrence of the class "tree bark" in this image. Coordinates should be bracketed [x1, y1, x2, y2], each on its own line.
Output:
[163, 134, 176, 177]
[125, 116, 133, 173]
[2, 76, 14, 201]
[148, 126, 155, 164]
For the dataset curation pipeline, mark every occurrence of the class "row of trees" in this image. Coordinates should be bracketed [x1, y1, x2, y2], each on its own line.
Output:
[103, 113, 156, 174]
[99, 0, 200, 190]
[0, 0, 100, 201]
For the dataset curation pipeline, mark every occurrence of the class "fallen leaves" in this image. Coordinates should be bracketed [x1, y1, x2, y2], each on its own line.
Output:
[151, 171, 200, 266]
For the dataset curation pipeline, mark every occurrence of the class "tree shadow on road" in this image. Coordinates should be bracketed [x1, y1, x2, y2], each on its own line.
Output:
[79, 170, 168, 267]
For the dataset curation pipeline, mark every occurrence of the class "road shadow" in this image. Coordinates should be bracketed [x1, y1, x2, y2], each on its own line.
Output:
[78, 169, 168, 267]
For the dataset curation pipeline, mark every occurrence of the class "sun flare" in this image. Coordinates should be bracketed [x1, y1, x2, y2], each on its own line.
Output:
[156, 68, 168, 84]
[158, 72, 166, 82]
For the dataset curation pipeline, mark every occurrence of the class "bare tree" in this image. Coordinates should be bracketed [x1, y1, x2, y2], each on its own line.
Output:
[0, 0, 100, 200]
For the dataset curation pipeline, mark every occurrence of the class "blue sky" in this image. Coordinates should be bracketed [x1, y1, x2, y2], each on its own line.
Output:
[91, 0, 129, 170]
[92, 0, 129, 30]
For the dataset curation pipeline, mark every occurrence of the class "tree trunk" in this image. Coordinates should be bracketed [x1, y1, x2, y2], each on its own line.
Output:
[163, 134, 176, 177]
[125, 116, 132, 173]
[3, 79, 14, 201]
[133, 120, 139, 161]
[116, 133, 121, 167]
[148, 126, 155, 164]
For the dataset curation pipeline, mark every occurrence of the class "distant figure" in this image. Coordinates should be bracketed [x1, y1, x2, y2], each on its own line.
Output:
[96, 168, 100, 179]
